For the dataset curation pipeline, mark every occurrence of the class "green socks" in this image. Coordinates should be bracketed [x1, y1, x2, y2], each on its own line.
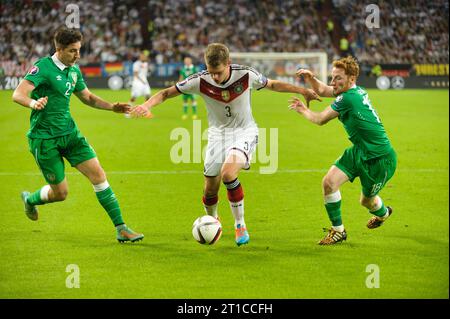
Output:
[325, 201, 343, 226]
[27, 189, 45, 206]
[26, 185, 51, 205]
[94, 182, 124, 226]
[370, 197, 388, 218]
[324, 191, 343, 227]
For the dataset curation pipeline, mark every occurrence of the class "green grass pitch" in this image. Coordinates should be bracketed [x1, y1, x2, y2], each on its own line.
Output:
[0, 88, 448, 298]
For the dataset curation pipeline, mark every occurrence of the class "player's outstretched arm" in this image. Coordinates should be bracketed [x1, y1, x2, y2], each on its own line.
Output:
[265, 79, 322, 107]
[131, 86, 180, 118]
[296, 69, 334, 98]
[12, 79, 48, 110]
[288, 97, 338, 126]
[74, 88, 131, 113]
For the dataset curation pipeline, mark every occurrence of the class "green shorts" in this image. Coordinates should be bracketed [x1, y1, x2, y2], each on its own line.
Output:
[28, 130, 97, 184]
[334, 146, 397, 197]
[182, 93, 196, 102]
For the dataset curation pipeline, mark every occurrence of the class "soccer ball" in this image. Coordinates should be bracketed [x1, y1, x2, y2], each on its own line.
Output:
[192, 215, 222, 245]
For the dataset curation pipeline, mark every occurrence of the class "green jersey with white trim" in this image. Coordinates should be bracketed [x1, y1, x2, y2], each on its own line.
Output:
[331, 85, 392, 160]
[24, 56, 86, 139]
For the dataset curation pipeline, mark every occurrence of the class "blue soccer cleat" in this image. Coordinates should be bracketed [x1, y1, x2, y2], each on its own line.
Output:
[235, 224, 249, 246]
[21, 191, 38, 221]
[116, 224, 144, 243]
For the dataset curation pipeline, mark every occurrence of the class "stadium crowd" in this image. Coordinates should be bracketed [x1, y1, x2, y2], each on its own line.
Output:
[334, 0, 449, 65]
[0, 0, 448, 76]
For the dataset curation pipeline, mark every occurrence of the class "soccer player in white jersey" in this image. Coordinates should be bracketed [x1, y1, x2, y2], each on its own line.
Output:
[127, 52, 152, 118]
[132, 43, 320, 246]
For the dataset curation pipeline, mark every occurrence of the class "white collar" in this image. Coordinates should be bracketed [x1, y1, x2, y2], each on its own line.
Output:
[52, 54, 68, 71]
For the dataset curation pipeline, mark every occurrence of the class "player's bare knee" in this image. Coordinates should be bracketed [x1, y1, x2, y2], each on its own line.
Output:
[322, 176, 336, 194]
[360, 196, 376, 209]
[91, 168, 106, 185]
[220, 169, 237, 183]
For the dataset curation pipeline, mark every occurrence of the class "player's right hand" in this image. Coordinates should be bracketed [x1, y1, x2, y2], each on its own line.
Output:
[131, 105, 152, 118]
[296, 69, 314, 80]
[32, 96, 48, 110]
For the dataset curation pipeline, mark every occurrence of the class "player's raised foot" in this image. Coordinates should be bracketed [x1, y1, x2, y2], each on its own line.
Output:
[235, 224, 249, 246]
[192, 114, 198, 120]
[181, 114, 188, 120]
[318, 228, 347, 245]
[21, 191, 38, 221]
[116, 225, 144, 243]
[367, 206, 393, 229]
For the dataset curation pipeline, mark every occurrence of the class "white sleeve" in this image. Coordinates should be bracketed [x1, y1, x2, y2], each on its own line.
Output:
[176, 73, 201, 95]
[248, 68, 268, 90]
[133, 62, 139, 73]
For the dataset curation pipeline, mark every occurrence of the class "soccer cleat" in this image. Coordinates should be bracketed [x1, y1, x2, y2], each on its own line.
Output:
[181, 114, 188, 120]
[192, 114, 198, 120]
[235, 224, 249, 246]
[21, 191, 38, 221]
[367, 206, 393, 229]
[116, 225, 144, 243]
[318, 228, 347, 245]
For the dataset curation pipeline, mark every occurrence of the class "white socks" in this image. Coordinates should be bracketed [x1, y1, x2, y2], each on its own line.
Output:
[230, 200, 245, 228]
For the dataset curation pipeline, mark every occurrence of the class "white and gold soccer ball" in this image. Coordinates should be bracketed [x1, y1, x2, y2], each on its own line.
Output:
[192, 215, 222, 245]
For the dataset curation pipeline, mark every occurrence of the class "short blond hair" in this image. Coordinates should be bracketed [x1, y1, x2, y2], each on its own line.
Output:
[204, 43, 229, 68]
[333, 56, 359, 78]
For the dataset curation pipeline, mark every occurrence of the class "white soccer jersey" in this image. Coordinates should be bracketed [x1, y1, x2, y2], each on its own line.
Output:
[132, 60, 149, 84]
[175, 64, 268, 134]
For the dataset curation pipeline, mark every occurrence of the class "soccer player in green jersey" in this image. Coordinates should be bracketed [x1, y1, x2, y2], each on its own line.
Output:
[12, 27, 144, 243]
[179, 56, 198, 120]
[290, 56, 397, 245]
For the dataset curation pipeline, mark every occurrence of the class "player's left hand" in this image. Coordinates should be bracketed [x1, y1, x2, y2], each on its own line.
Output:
[112, 102, 132, 114]
[288, 97, 308, 114]
[303, 89, 322, 107]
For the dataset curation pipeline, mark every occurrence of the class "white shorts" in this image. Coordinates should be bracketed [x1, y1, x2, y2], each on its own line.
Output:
[203, 127, 259, 177]
[131, 81, 151, 98]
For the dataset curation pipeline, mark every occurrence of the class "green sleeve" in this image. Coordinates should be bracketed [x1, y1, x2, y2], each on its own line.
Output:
[24, 60, 48, 88]
[331, 93, 349, 113]
[74, 67, 87, 92]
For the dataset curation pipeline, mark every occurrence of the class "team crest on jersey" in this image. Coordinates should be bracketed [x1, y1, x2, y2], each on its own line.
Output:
[28, 66, 39, 75]
[221, 90, 230, 101]
[200, 73, 249, 103]
[70, 72, 77, 85]
[46, 173, 56, 182]
[234, 84, 244, 94]
[336, 95, 343, 102]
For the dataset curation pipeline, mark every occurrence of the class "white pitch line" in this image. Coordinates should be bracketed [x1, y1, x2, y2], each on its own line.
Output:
[0, 168, 447, 176]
